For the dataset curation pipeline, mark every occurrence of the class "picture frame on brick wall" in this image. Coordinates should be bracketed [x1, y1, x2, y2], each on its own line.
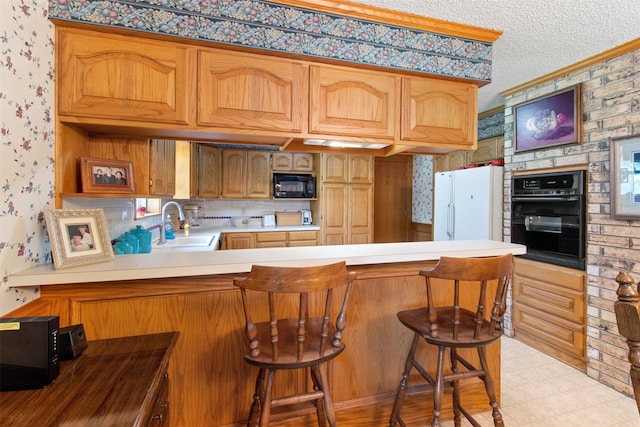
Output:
[514, 84, 582, 152]
[610, 134, 640, 220]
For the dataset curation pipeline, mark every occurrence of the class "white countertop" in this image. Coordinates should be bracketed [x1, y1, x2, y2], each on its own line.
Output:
[9, 240, 525, 287]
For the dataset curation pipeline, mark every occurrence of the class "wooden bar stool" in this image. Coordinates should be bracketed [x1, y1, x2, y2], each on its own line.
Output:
[389, 254, 514, 427]
[234, 262, 357, 427]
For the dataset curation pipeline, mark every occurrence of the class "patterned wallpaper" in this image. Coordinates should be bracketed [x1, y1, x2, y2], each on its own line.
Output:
[412, 155, 433, 224]
[0, 0, 55, 315]
[478, 110, 505, 140]
[48, 0, 493, 82]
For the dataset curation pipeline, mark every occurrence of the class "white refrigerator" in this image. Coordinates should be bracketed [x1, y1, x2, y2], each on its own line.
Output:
[433, 165, 504, 241]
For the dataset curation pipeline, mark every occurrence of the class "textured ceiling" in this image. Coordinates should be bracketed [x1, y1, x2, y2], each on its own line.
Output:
[355, 0, 640, 113]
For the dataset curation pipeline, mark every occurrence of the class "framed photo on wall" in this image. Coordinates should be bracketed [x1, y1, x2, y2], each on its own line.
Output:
[44, 208, 114, 269]
[610, 134, 640, 220]
[514, 84, 582, 152]
[80, 157, 135, 193]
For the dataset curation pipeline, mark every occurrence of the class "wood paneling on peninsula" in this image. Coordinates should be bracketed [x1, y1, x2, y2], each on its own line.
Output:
[6, 262, 503, 427]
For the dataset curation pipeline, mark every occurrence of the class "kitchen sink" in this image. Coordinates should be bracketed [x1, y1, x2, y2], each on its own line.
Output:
[155, 236, 214, 247]
[151, 232, 219, 252]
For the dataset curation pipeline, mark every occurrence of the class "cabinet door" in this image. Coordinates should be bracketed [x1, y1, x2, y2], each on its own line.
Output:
[348, 184, 374, 244]
[246, 151, 271, 199]
[57, 27, 193, 124]
[348, 155, 374, 184]
[321, 183, 348, 246]
[221, 150, 246, 198]
[292, 153, 314, 172]
[309, 65, 398, 139]
[196, 144, 221, 198]
[272, 153, 293, 171]
[400, 77, 477, 148]
[149, 139, 176, 197]
[224, 233, 254, 249]
[198, 49, 306, 132]
[468, 136, 504, 165]
[447, 150, 469, 171]
[320, 154, 349, 183]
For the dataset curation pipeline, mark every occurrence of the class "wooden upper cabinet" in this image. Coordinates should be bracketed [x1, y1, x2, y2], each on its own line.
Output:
[292, 153, 314, 172]
[469, 135, 505, 165]
[321, 153, 349, 183]
[221, 149, 271, 199]
[57, 27, 194, 124]
[401, 77, 478, 148]
[221, 149, 246, 198]
[149, 139, 176, 197]
[272, 152, 314, 172]
[198, 48, 306, 132]
[194, 144, 221, 199]
[348, 155, 374, 184]
[246, 151, 271, 198]
[309, 65, 399, 139]
[320, 153, 373, 184]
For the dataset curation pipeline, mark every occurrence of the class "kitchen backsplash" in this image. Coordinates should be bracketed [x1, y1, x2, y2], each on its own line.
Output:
[62, 197, 313, 241]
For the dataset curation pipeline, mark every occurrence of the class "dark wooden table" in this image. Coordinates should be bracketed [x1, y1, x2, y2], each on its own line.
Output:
[0, 332, 178, 427]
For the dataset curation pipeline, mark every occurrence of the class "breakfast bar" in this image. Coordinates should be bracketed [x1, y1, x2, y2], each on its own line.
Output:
[8, 240, 525, 426]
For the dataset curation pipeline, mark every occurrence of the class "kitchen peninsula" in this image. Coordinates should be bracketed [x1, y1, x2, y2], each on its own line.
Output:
[8, 240, 524, 426]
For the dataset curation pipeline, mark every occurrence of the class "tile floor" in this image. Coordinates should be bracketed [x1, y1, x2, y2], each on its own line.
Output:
[441, 337, 640, 426]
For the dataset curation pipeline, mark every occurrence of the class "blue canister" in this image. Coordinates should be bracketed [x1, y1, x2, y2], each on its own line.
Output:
[114, 240, 133, 254]
[124, 232, 139, 254]
[133, 225, 152, 253]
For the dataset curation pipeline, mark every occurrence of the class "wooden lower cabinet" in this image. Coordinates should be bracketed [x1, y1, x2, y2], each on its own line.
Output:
[512, 258, 586, 370]
[223, 232, 254, 249]
[287, 230, 319, 247]
[225, 230, 319, 249]
[318, 183, 373, 245]
[6, 261, 500, 426]
[255, 231, 287, 248]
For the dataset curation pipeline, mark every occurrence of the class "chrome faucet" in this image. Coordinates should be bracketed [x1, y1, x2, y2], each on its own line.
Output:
[159, 201, 185, 245]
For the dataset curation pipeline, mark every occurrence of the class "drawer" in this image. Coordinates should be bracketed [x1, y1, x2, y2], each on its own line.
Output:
[255, 232, 288, 242]
[289, 231, 318, 241]
[513, 274, 585, 324]
[514, 258, 585, 292]
[148, 373, 169, 426]
[513, 303, 585, 360]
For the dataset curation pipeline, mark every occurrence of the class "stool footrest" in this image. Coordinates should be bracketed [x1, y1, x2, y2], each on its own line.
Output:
[445, 369, 485, 382]
[271, 390, 325, 408]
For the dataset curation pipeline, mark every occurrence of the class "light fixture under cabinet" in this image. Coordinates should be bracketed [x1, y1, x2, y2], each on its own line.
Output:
[303, 139, 390, 150]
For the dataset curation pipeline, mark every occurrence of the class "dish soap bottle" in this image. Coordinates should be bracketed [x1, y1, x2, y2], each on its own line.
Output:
[164, 214, 175, 240]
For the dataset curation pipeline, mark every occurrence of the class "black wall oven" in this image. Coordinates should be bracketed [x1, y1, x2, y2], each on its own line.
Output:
[511, 170, 586, 270]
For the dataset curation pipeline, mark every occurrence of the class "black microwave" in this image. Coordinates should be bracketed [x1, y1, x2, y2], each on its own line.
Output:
[273, 173, 315, 198]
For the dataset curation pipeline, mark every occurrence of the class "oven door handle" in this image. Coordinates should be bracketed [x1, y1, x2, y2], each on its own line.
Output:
[511, 196, 581, 202]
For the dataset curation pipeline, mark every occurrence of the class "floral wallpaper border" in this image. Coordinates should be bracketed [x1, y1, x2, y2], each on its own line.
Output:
[48, 0, 493, 82]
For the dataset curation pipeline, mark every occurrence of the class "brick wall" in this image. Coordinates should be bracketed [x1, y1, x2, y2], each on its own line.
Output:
[503, 48, 640, 396]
